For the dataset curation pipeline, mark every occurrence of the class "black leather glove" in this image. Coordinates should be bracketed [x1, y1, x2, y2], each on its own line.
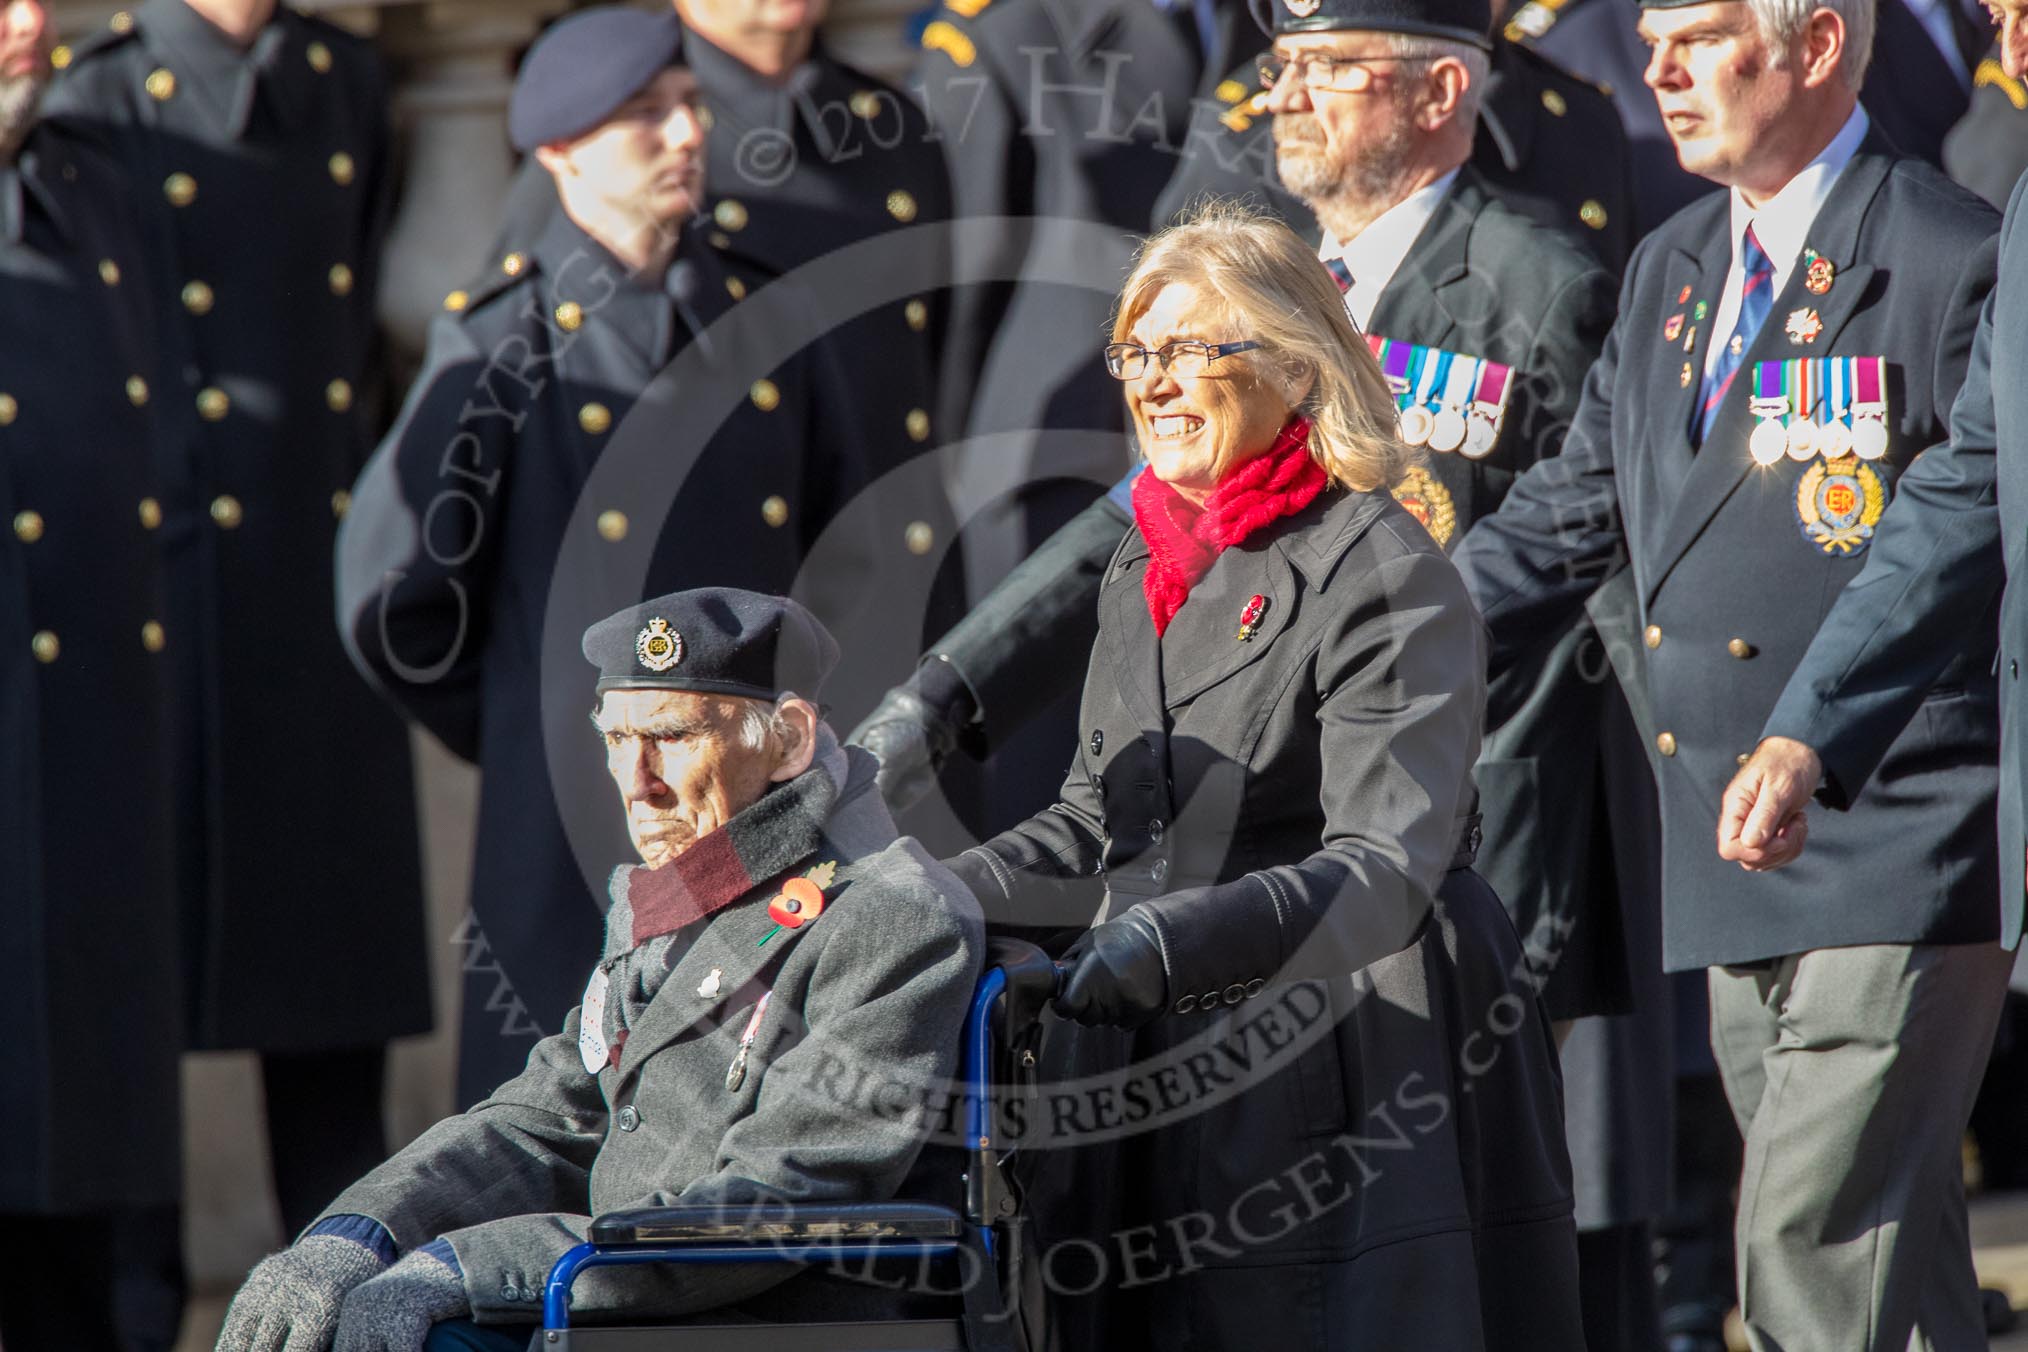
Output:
[1054, 907, 1170, 1028]
[848, 685, 959, 813]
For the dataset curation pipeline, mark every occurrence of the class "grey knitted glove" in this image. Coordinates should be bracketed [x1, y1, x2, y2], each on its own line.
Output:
[333, 1249, 470, 1352]
[216, 1234, 388, 1352]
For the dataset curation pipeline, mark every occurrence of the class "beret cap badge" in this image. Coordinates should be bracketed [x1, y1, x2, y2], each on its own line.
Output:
[1284, 0, 1323, 14]
[635, 618, 683, 672]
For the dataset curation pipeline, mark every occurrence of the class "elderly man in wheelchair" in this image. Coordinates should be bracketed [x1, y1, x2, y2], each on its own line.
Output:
[217, 588, 992, 1352]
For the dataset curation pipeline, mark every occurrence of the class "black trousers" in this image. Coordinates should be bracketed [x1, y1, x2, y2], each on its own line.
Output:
[115, 1044, 391, 1350]
[0, 1212, 121, 1351]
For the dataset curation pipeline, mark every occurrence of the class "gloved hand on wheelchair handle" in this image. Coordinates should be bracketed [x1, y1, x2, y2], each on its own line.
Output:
[1054, 906, 1170, 1029]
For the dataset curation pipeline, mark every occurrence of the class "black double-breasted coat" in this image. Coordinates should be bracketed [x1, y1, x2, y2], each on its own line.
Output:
[950, 487, 1580, 1350]
[0, 134, 180, 1213]
[41, 0, 429, 1052]
[1454, 139, 2005, 970]
[339, 210, 950, 1101]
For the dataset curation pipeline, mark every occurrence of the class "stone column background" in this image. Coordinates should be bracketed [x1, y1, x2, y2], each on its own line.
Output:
[41, 0, 923, 1297]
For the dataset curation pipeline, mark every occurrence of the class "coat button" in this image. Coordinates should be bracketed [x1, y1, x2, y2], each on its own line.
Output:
[142, 621, 165, 653]
[182, 280, 214, 315]
[98, 259, 120, 286]
[1089, 730, 1103, 757]
[13, 510, 43, 543]
[905, 408, 931, 442]
[1737, 752, 1751, 768]
[31, 630, 58, 663]
[1643, 624, 1662, 649]
[904, 522, 934, 555]
[331, 490, 351, 518]
[578, 403, 612, 435]
[210, 495, 243, 529]
[197, 387, 230, 421]
[904, 298, 928, 332]
[328, 263, 353, 296]
[139, 498, 161, 530]
[145, 68, 176, 101]
[501, 252, 527, 277]
[0, 392, 14, 424]
[307, 41, 332, 73]
[555, 301, 584, 332]
[715, 199, 749, 232]
[1174, 994, 1197, 1014]
[325, 379, 353, 413]
[750, 379, 781, 412]
[328, 153, 355, 186]
[886, 189, 918, 223]
[725, 276, 746, 301]
[443, 289, 470, 313]
[163, 172, 196, 207]
[1727, 638, 1754, 659]
[500, 1284, 517, 1301]
[1223, 983, 1246, 1004]
[1540, 88, 1567, 116]
[126, 376, 149, 406]
[1244, 978, 1265, 998]
[1151, 859, 1169, 883]
[616, 1105, 640, 1132]
[761, 495, 789, 528]
[1198, 990, 1220, 1010]
[1656, 731, 1677, 757]
[1580, 199, 1608, 231]
[596, 510, 628, 542]
[1148, 818, 1164, 843]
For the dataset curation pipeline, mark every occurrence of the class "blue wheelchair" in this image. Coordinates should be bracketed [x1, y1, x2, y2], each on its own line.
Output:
[536, 939, 1063, 1351]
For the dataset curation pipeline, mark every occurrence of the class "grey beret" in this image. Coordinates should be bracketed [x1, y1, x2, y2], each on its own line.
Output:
[509, 7, 686, 153]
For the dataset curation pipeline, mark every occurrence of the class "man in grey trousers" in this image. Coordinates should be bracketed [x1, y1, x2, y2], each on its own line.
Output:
[215, 588, 985, 1351]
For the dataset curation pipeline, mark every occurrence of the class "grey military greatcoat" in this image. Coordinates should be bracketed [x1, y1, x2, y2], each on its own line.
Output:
[950, 487, 1582, 1351]
[318, 749, 984, 1324]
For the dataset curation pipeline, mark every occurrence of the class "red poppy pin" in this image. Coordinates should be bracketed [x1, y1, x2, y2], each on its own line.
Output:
[1803, 249, 1835, 296]
[1237, 594, 1268, 642]
[759, 861, 837, 946]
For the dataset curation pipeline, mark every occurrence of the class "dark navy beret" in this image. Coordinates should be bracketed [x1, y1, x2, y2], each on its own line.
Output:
[509, 7, 686, 153]
[583, 588, 839, 704]
[1250, 0, 1492, 49]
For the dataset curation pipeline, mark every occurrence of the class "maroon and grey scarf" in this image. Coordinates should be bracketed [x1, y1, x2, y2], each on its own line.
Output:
[614, 734, 856, 950]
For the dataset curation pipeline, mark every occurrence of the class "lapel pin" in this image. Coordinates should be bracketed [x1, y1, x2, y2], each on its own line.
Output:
[1677, 284, 1693, 304]
[1681, 325, 1698, 353]
[1785, 308, 1823, 344]
[725, 990, 774, 1093]
[759, 861, 837, 947]
[1803, 249, 1834, 295]
[1237, 594, 1268, 642]
[1694, 300, 1709, 321]
[698, 968, 722, 999]
[1680, 362, 1693, 388]
[1664, 314, 1684, 342]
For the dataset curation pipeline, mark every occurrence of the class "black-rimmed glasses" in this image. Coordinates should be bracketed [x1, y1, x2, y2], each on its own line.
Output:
[1103, 339, 1263, 380]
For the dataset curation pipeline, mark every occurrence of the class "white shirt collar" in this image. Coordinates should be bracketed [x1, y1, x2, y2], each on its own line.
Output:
[1319, 167, 1461, 331]
[1725, 105, 1870, 292]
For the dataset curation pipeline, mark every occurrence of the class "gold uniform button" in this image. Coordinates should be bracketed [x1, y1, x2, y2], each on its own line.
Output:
[554, 301, 583, 332]
[110, 11, 134, 33]
[98, 259, 121, 286]
[13, 511, 44, 543]
[579, 402, 612, 435]
[1580, 199, 1608, 231]
[328, 152, 356, 186]
[307, 41, 333, 73]
[138, 498, 162, 530]
[1656, 731, 1678, 757]
[0, 393, 16, 425]
[141, 621, 166, 653]
[714, 200, 748, 232]
[708, 231, 732, 250]
[761, 495, 789, 528]
[443, 289, 470, 313]
[210, 495, 243, 529]
[126, 376, 149, 406]
[145, 68, 177, 101]
[1643, 624, 1662, 650]
[1737, 752, 1753, 768]
[905, 521, 935, 555]
[31, 631, 59, 664]
[331, 490, 351, 518]
[1728, 638, 1754, 659]
[164, 173, 197, 207]
[182, 280, 214, 315]
[328, 263, 354, 296]
[850, 89, 881, 119]
[1540, 88, 1567, 116]
[904, 298, 928, 332]
[905, 408, 931, 442]
[697, 106, 714, 132]
[501, 252, 527, 277]
[196, 387, 230, 421]
[50, 45, 71, 70]
[750, 380, 781, 413]
[596, 510, 628, 542]
[886, 190, 918, 223]
[725, 277, 746, 301]
[326, 379, 353, 412]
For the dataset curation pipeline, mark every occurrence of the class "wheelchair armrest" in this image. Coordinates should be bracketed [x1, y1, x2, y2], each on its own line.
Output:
[588, 1201, 964, 1247]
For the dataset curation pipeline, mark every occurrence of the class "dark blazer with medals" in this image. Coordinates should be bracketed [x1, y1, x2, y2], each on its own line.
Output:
[1761, 169, 2028, 954]
[40, 0, 429, 1053]
[0, 135, 180, 1213]
[338, 212, 927, 1101]
[1153, 37, 1635, 271]
[1454, 138, 2004, 971]
[949, 489, 1581, 1352]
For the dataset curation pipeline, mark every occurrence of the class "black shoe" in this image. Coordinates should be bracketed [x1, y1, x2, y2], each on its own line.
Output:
[1984, 1287, 2018, 1337]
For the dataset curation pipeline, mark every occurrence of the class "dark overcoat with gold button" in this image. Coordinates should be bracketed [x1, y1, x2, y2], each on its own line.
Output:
[39, 0, 430, 1054]
[0, 134, 182, 1213]
[338, 210, 943, 1102]
[950, 488, 1581, 1351]
[1152, 37, 1636, 271]
[1454, 141, 2004, 970]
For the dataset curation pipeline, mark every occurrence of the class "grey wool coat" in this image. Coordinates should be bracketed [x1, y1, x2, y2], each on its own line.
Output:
[949, 488, 1582, 1351]
[318, 746, 985, 1324]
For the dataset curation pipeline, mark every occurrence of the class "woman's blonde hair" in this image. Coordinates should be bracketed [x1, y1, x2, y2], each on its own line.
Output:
[1111, 199, 1411, 493]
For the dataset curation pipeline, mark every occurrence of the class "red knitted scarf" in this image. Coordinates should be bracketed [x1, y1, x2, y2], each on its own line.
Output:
[1132, 417, 1329, 636]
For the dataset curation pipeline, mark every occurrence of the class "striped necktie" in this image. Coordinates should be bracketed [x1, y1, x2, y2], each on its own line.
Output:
[1695, 225, 1773, 446]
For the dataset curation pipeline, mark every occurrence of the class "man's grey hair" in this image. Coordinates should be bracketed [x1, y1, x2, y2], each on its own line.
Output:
[1747, 0, 1874, 89]
[735, 693, 801, 752]
[1381, 32, 1491, 124]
